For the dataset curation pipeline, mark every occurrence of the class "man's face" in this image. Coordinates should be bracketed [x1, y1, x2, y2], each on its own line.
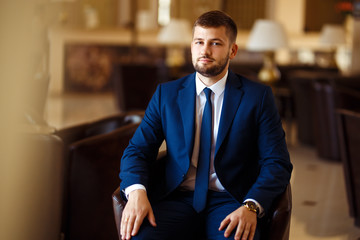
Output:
[191, 26, 237, 78]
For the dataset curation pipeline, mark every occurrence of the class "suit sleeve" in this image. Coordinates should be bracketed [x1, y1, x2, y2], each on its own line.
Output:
[245, 86, 293, 213]
[119, 84, 165, 192]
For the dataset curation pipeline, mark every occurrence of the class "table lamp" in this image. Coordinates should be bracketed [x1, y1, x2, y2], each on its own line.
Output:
[318, 24, 346, 68]
[320, 24, 346, 47]
[157, 19, 192, 68]
[246, 19, 288, 85]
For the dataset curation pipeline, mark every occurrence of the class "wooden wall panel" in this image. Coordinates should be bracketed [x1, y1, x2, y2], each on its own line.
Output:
[224, 0, 266, 29]
[304, 0, 345, 32]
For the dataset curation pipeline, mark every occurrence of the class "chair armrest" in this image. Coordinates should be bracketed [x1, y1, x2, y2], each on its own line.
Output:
[112, 150, 167, 239]
[112, 187, 126, 237]
[267, 184, 292, 240]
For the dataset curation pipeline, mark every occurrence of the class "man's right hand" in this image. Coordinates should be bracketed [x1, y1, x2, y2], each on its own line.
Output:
[120, 189, 157, 240]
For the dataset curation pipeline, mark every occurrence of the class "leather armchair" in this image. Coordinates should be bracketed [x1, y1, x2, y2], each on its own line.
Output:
[261, 184, 292, 240]
[112, 154, 292, 240]
[55, 111, 143, 240]
[336, 109, 360, 227]
[64, 123, 140, 240]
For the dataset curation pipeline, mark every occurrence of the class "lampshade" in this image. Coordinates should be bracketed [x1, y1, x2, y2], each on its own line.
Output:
[246, 19, 288, 51]
[157, 19, 192, 46]
[319, 24, 346, 47]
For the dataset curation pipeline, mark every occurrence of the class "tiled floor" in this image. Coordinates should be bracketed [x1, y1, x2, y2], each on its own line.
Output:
[288, 144, 360, 240]
[45, 93, 360, 240]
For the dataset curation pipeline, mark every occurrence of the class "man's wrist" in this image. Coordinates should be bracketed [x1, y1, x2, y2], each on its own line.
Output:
[124, 184, 146, 199]
[242, 199, 264, 217]
[242, 201, 258, 213]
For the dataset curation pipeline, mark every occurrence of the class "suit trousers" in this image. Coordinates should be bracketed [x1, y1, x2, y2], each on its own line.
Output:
[131, 190, 261, 240]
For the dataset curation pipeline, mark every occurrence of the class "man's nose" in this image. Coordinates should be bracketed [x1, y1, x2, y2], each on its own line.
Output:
[200, 43, 211, 56]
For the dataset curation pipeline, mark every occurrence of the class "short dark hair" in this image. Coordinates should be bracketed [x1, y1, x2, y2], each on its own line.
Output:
[193, 10, 238, 44]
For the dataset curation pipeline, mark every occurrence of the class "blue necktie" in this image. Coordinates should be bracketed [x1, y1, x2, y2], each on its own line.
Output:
[193, 87, 212, 212]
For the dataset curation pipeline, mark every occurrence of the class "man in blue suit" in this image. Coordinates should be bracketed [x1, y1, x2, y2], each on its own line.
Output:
[119, 10, 292, 240]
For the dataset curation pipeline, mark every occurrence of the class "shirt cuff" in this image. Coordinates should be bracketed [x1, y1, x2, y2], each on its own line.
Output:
[244, 198, 265, 218]
[124, 184, 146, 199]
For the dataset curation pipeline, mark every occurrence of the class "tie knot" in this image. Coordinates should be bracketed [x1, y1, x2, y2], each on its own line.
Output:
[203, 88, 212, 102]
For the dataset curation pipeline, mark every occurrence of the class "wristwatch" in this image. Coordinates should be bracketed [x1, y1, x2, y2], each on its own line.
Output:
[242, 201, 259, 214]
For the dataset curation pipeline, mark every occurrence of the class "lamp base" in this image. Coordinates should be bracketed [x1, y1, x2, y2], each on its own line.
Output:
[165, 47, 186, 68]
[314, 49, 338, 69]
[258, 51, 280, 86]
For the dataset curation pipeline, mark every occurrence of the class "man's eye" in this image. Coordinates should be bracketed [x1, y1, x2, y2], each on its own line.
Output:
[212, 42, 221, 46]
[195, 41, 203, 45]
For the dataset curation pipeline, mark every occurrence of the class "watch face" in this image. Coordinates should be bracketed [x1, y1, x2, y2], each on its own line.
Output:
[245, 201, 258, 212]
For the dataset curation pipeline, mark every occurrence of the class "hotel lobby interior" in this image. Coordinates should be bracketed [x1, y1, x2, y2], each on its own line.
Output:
[1, 0, 360, 240]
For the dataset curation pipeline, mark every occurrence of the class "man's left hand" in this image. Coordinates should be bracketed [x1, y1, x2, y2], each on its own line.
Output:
[218, 206, 257, 240]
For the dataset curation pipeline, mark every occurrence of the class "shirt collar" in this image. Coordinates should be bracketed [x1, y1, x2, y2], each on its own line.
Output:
[195, 71, 228, 97]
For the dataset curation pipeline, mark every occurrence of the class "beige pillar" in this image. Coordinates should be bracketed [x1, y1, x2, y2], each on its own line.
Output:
[0, 1, 63, 240]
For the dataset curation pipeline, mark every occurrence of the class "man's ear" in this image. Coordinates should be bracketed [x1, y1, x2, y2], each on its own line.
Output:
[229, 43, 238, 60]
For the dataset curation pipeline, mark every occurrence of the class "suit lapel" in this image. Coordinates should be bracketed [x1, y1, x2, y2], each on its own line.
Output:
[177, 73, 196, 158]
[215, 71, 244, 156]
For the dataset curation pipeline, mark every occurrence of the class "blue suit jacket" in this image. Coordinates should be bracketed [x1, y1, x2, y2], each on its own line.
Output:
[120, 70, 292, 214]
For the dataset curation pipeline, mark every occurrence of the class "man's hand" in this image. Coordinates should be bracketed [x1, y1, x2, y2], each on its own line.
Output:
[120, 189, 156, 240]
[218, 206, 257, 240]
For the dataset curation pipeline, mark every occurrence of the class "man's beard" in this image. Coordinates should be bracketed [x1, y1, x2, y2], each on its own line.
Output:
[193, 54, 230, 77]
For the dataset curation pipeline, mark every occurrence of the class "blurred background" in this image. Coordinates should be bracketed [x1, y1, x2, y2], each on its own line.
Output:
[1, 0, 360, 240]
